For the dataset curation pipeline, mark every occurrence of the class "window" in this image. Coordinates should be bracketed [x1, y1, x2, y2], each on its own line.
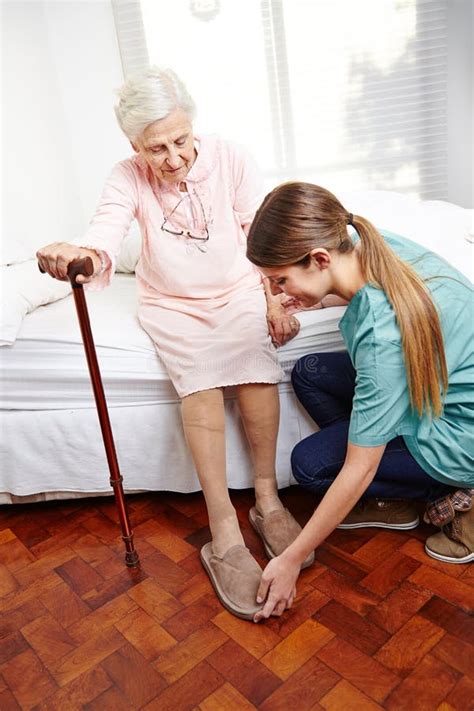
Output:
[113, 0, 448, 199]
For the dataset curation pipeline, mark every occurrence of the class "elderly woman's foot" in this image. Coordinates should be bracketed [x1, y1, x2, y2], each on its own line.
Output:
[202, 513, 264, 620]
[254, 477, 286, 517]
[200, 543, 264, 620]
[252, 486, 312, 564]
[249, 506, 315, 569]
[255, 493, 285, 516]
[210, 514, 245, 558]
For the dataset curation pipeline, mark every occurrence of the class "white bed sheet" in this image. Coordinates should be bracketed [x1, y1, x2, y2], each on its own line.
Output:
[0, 275, 345, 409]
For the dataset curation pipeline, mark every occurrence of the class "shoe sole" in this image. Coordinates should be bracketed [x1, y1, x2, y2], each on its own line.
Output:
[199, 542, 263, 621]
[424, 545, 474, 564]
[337, 516, 419, 530]
[248, 507, 315, 569]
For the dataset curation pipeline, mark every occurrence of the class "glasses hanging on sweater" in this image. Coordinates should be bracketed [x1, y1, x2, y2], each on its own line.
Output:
[161, 189, 209, 252]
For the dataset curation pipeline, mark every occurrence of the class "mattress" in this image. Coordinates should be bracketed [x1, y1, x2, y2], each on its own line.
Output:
[0, 275, 346, 501]
[1, 275, 345, 409]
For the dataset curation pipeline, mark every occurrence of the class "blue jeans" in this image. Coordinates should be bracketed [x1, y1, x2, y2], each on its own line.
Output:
[290, 352, 454, 501]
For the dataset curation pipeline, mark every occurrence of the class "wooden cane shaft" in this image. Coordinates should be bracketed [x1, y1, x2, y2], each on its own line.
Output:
[71, 284, 138, 564]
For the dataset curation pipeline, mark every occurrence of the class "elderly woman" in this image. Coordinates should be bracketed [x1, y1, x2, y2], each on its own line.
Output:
[37, 66, 312, 620]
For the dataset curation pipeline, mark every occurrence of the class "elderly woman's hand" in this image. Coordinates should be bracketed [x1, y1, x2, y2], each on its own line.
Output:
[253, 553, 300, 622]
[267, 306, 300, 346]
[36, 243, 102, 283]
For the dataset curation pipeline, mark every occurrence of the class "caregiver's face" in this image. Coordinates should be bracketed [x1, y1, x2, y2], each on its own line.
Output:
[262, 252, 332, 308]
[133, 108, 196, 184]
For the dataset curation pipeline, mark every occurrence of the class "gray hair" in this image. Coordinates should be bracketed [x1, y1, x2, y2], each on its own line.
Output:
[114, 66, 197, 141]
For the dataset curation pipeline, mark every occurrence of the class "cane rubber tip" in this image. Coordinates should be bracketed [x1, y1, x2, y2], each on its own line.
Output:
[125, 551, 140, 568]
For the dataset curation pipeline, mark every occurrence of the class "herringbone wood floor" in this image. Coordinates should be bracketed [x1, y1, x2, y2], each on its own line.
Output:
[0, 488, 473, 710]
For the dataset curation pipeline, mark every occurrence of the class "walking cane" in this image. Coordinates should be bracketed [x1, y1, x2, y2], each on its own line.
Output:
[39, 257, 139, 568]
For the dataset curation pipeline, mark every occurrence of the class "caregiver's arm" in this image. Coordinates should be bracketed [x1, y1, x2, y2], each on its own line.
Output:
[274, 292, 349, 314]
[295, 294, 349, 311]
[319, 294, 349, 308]
[254, 442, 386, 621]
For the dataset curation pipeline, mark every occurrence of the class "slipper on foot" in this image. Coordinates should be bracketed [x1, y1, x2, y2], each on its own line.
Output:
[200, 542, 264, 620]
[249, 506, 315, 569]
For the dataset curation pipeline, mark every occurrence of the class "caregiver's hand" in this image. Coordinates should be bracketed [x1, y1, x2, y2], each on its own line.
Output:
[253, 553, 300, 622]
[267, 307, 300, 346]
[36, 243, 102, 283]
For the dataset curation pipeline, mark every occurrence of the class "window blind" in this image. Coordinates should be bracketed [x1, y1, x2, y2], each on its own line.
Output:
[112, 0, 448, 200]
[111, 0, 149, 77]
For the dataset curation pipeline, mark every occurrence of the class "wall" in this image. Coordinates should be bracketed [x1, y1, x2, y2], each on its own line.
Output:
[1, 0, 129, 263]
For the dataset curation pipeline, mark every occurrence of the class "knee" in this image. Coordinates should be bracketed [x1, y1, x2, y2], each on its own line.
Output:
[291, 353, 325, 396]
[291, 440, 318, 488]
[291, 432, 342, 495]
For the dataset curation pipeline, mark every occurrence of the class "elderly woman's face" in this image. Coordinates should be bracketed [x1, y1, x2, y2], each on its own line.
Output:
[133, 108, 196, 184]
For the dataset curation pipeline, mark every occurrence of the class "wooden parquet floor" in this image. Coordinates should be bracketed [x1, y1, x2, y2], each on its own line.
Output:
[0, 487, 473, 710]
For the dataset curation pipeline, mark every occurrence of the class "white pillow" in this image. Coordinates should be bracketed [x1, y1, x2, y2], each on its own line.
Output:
[2, 218, 143, 274]
[0, 241, 34, 266]
[115, 223, 142, 273]
[338, 191, 473, 281]
[0, 260, 71, 346]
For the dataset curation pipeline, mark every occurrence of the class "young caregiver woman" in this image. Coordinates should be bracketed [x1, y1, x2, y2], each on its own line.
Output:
[247, 182, 473, 622]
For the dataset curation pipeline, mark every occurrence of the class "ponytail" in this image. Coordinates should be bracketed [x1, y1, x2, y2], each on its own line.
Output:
[248, 182, 448, 417]
[352, 215, 447, 417]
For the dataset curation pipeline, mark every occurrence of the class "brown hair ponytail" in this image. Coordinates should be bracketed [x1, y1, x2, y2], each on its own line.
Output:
[248, 182, 448, 417]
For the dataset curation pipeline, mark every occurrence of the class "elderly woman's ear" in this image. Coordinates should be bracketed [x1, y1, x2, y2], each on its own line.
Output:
[130, 141, 139, 153]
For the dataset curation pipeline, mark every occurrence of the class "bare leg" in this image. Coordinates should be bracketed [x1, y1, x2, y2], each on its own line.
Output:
[236, 383, 284, 514]
[181, 388, 243, 557]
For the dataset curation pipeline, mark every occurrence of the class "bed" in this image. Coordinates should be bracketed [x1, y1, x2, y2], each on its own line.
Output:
[1, 191, 472, 504]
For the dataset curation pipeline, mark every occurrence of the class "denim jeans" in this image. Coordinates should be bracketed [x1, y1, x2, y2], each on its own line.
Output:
[290, 352, 454, 501]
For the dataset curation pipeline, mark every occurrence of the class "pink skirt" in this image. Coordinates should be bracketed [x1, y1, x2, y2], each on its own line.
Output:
[138, 285, 283, 398]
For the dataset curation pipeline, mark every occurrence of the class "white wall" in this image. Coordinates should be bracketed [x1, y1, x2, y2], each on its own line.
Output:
[1, 0, 129, 264]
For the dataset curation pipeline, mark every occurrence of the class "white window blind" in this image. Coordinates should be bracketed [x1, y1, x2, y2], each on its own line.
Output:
[112, 0, 448, 200]
[111, 0, 148, 76]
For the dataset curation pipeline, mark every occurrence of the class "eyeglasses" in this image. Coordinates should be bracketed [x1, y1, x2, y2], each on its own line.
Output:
[161, 190, 209, 249]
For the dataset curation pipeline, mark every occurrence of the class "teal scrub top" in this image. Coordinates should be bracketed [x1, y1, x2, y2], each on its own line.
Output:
[339, 230, 474, 489]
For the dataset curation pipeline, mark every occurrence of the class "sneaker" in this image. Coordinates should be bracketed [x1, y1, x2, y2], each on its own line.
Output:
[425, 506, 474, 564]
[337, 498, 419, 530]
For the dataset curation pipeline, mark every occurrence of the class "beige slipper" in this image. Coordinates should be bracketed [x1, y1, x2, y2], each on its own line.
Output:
[249, 506, 315, 569]
[200, 543, 264, 620]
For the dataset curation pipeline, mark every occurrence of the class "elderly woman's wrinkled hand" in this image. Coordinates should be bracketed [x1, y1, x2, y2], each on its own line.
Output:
[253, 554, 300, 622]
[266, 307, 300, 346]
[36, 243, 102, 283]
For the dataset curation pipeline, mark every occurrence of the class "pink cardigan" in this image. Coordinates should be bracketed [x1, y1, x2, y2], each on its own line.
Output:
[75, 135, 283, 397]
[78, 135, 264, 302]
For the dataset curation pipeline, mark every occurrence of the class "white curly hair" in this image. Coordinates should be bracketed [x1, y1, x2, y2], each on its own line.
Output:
[114, 66, 196, 141]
